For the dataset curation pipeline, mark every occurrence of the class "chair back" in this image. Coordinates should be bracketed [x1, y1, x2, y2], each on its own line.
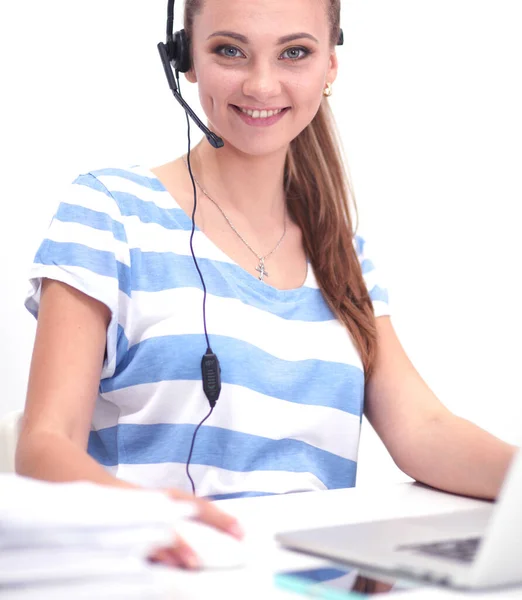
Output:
[0, 410, 23, 473]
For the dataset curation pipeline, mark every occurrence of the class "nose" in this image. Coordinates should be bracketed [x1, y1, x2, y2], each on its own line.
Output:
[242, 59, 282, 103]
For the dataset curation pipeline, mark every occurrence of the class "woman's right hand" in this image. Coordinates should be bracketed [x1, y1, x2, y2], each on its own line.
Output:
[148, 488, 244, 569]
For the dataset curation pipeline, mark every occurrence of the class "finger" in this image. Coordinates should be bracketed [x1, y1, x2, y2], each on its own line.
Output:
[193, 497, 244, 539]
[148, 548, 182, 568]
[164, 489, 244, 539]
[149, 536, 200, 570]
[170, 534, 201, 569]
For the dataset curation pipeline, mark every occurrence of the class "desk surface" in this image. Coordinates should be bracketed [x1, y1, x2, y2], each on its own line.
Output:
[163, 482, 522, 599]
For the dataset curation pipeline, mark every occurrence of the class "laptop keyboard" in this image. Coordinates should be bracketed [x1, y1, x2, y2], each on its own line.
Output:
[398, 537, 481, 563]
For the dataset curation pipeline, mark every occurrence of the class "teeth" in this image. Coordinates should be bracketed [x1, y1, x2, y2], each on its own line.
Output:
[239, 107, 283, 119]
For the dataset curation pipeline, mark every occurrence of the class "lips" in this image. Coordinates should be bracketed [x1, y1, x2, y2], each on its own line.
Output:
[230, 105, 291, 127]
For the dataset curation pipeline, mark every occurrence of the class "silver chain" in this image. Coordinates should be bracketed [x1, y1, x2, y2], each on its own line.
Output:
[182, 155, 287, 281]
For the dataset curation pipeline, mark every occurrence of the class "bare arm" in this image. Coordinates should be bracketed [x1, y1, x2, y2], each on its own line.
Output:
[17, 279, 241, 569]
[365, 316, 516, 500]
[16, 278, 130, 487]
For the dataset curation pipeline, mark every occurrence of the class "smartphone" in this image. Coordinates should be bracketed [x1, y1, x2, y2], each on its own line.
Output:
[274, 565, 423, 599]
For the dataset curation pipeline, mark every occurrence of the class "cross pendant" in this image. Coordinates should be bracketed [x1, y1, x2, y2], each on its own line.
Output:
[255, 258, 269, 281]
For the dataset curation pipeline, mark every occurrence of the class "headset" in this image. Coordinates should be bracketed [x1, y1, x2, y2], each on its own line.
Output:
[157, 0, 343, 495]
[158, 0, 225, 149]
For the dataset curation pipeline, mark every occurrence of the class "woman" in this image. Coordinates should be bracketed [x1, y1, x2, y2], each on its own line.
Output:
[16, 0, 515, 569]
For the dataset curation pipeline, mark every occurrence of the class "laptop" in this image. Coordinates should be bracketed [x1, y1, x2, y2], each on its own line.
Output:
[276, 445, 522, 590]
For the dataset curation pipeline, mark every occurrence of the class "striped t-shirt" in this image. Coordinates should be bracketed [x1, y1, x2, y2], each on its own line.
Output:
[25, 165, 390, 500]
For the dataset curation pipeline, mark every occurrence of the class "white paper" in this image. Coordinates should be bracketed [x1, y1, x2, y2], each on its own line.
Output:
[0, 474, 198, 592]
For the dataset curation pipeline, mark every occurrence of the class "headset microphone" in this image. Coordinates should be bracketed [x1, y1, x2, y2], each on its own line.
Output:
[157, 0, 224, 149]
[157, 42, 224, 149]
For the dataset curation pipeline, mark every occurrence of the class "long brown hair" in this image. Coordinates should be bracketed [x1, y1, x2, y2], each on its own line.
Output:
[184, 0, 378, 379]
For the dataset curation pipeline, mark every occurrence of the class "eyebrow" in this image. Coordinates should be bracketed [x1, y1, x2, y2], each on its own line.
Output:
[207, 31, 319, 44]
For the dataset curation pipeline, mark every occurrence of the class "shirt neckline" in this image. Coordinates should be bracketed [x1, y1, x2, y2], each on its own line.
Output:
[137, 164, 317, 302]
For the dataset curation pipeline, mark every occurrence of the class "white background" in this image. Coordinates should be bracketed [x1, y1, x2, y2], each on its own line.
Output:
[1, 1, 520, 486]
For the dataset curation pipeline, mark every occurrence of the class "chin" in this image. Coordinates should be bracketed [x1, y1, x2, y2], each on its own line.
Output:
[208, 123, 307, 158]
[220, 136, 291, 157]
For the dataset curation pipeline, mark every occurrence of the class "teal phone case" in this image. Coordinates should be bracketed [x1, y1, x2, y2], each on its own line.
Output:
[274, 572, 369, 599]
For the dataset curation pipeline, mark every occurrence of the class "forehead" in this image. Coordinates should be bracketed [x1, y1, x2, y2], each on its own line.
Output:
[195, 0, 329, 38]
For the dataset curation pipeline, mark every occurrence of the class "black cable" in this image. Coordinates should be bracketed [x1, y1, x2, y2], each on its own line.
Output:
[177, 71, 216, 495]
[177, 70, 212, 353]
[185, 405, 214, 495]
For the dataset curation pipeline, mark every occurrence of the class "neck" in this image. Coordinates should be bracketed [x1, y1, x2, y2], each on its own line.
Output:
[187, 140, 289, 226]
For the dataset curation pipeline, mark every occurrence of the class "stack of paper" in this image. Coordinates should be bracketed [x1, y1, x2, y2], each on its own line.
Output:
[0, 474, 195, 598]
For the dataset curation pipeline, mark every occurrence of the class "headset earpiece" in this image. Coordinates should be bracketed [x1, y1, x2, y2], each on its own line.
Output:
[167, 29, 191, 73]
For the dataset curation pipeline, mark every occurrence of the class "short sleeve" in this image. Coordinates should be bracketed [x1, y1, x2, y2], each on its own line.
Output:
[24, 173, 130, 379]
[353, 233, 391, 318]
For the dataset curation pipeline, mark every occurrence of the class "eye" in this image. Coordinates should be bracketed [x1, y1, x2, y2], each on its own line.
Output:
[280, 46, 311, 61]
[213, 44, 312, 62]
[214, 45, 245, 59]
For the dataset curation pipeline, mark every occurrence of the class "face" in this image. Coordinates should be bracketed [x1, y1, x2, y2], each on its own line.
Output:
[185, 0, 338, 156]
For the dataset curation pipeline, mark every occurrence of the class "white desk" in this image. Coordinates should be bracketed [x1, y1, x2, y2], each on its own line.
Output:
[164, 482, 522, 599]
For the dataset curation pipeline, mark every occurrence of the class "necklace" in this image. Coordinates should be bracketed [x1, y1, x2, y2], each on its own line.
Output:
[182, 155, 287, 281]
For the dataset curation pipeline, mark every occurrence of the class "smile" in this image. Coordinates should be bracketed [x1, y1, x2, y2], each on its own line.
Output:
[236, 107, 285, 119]
[231, 105, 291, 127]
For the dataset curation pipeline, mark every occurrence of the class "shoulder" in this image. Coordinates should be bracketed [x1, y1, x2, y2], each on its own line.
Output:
[72, 165, 163, 197]
[352, 231, 372, 273]
[67, 165, 170, 219]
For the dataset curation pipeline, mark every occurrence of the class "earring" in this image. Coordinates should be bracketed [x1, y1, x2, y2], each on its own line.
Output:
[323, 82, 333, 97]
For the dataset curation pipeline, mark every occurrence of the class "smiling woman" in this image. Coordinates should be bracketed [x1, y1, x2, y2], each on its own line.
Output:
[15, 0, 516, 573]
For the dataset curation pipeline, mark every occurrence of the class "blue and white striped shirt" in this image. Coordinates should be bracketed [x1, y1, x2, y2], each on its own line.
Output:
[25, 165, 390, 499]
